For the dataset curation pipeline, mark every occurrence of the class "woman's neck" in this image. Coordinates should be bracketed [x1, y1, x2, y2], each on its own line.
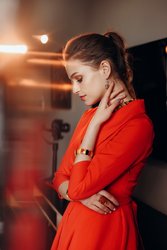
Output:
[113, 79, 134, 102]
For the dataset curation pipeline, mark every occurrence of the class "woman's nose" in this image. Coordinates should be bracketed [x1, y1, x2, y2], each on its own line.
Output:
[72, 82, 80, 94]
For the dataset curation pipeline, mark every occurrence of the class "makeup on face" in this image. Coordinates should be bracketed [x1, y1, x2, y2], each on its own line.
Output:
[65, 59, 107, 106]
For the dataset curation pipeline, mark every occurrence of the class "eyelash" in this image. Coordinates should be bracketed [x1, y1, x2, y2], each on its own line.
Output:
[76, 78, 82, 83]
[71, 77, 83, 85]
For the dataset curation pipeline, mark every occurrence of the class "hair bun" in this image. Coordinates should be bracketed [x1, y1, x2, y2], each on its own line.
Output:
[104, 31, 126, 51]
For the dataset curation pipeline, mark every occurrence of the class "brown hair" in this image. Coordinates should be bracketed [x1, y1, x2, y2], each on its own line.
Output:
[63, 31, 136, 98]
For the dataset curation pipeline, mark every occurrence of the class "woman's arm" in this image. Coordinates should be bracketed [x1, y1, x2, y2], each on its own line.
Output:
[58, 180, 119, 214]
[54, 85, 122, 195]
[52, 111, 88, 193]
[67, 86, 154, 200]
[79, 190, 119, 214]
[68, 118, 154, 200]
[74, 84, 122, 164]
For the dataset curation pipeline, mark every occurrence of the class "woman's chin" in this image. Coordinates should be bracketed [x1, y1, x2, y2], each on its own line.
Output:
[83, 100, 91, 106]
[84, 99, 100, 107]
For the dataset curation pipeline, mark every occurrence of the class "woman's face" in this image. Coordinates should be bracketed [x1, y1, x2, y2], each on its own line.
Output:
[65, 59, 106, 106]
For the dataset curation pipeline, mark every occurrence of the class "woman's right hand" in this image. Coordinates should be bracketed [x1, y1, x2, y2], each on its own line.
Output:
[91, 83, 126, 126]
[79, 190, 119, 215]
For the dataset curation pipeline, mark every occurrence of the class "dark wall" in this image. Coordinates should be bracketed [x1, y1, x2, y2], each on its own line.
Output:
[129, 38, 167, 162]
[135, 199, 167, 250]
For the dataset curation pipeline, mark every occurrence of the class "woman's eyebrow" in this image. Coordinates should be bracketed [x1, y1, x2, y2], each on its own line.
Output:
[70, 72, 79, 79]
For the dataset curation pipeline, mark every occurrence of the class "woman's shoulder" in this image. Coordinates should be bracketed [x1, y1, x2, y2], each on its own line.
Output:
[103, 99, 154, 136]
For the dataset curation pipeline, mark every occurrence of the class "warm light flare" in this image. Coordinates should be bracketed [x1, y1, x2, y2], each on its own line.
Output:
[14, 78, 72, 90]
[0, 44, 27, 54]
[40, 35, 48, 44]
[165, 46, 167, 54]
[27, 58, 63, 66]
[27, 51, 62, 57]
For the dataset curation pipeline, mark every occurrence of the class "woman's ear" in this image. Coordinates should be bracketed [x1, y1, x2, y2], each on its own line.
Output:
[99, 60, 112, 79]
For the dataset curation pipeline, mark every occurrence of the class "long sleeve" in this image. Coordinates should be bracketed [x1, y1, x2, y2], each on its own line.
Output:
[68, 117, 154, 200]
[52, 142, 72, 191]
[52, 110, 91, 192]
[52, 136, 76, 192]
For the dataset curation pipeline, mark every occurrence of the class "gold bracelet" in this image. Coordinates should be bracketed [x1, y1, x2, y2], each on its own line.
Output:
[75, 148, 93, 158]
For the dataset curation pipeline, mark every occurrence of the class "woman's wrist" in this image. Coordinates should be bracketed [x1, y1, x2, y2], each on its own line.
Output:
[58, 181, 70, 201]
[74, 116, 101, 164]
[65, 190, 72, 201]
[89, 117, 102, 128]
[75, 148, 94, 158]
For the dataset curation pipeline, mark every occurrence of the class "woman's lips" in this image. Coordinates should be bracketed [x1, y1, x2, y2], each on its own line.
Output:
[79, 95, 86, 101]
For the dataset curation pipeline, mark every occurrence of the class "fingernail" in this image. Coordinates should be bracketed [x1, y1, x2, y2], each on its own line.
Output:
[112, 208, 116, 211]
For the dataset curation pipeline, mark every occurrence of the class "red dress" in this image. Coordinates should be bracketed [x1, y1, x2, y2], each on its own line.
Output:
[51, 100, 154, 250]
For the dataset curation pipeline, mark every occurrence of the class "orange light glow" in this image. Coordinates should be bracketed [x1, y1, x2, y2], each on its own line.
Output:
[0, 44, 28, 54]
[17, 79, 72, 90]
[27, 58, 63, 66]
[28, 51, 62, 57]
[165, 46, 167, 54]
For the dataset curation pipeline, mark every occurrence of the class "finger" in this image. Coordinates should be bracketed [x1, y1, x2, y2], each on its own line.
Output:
[95, 195, 116, 212]
[89, 204, 108, 215]
[109, 87, 125, 100]
[110, 96, 125, 107]
[109, 91, 126, 102]
[100, 83, 114, 106]
[98, 190, 119, 206]
[106, 98, 121, 111]
[94, 200, 111, 214]
[103, 200, 117, 212]
[108, 94, 126, 106]
[96, 197, 117, 212]
[98, 201, 115, 213]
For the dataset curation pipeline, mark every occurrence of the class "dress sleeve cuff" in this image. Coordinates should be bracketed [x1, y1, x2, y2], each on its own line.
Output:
[73, 160, 90, 168]
[52, 174, 69, 193]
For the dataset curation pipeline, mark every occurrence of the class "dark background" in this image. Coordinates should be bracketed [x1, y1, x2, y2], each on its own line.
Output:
[129, 38, 167, 162]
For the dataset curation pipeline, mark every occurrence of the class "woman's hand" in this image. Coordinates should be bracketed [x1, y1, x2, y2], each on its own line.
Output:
[79, 190, 119, 215]
[91, 83, 126, 125]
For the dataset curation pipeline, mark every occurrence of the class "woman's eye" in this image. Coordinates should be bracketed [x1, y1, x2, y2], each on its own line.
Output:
[76, 78, 82, 83]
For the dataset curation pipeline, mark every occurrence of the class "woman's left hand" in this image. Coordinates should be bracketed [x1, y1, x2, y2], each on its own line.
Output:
[79, 190, 119, 214]
[91, 83, 126, 125]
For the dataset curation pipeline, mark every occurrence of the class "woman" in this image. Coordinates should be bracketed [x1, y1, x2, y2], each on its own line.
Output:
[51, 31, 154, 250]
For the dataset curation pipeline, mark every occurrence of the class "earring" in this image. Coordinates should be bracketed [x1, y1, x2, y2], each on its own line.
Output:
[105, 80, 110, 89]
